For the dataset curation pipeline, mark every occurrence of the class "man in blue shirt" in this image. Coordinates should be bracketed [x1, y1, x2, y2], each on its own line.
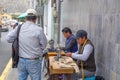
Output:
[61, 27, 78, 53]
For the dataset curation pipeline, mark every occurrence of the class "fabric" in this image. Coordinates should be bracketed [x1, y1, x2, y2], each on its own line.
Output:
[63, 34, 78, 53]
[18, 58, 41, 80]
[6, 21, 47, 58]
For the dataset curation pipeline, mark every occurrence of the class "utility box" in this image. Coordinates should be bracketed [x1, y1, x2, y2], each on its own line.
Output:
[36, 6, 44, 16]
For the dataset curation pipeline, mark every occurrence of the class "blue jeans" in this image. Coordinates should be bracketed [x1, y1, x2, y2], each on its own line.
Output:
[18, 58, 41, 80]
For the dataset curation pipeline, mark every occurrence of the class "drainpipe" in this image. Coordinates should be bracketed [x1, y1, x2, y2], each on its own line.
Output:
[57, 0, 62, 44]
[38, 0, 41, 25]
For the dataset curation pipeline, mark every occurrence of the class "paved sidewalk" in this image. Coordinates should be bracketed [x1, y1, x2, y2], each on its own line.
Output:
[6, 68, 48, 80]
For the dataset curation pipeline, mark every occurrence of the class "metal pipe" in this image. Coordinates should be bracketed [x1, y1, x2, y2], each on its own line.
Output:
[38, 0, 41, 25]
[57, 0, 61, 44]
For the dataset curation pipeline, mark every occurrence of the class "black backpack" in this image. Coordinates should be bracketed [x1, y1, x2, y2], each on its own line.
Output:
[12, 24, 22, 68]
[95, 76, 105, 80]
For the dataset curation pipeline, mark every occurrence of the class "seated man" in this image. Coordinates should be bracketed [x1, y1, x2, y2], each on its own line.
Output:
[66, 30, 96, 79]
[61, 27, 78, 53]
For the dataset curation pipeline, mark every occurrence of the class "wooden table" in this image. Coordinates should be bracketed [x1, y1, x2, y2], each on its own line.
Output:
[49, 56, 79, 80]
[45, 51, 65, 60]
[44, 51, 65, 79]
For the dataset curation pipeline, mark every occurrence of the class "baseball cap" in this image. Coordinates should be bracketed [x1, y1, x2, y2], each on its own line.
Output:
[76, 30, 87, 38]
[26, 9, 37, 16]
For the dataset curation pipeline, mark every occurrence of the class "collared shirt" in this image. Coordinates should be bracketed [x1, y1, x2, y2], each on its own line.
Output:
[71, 44, 93, 61]
[6, 21, 47, 58]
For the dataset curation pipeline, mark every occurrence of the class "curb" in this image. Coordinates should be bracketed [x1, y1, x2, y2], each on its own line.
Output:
[0, 58, 12, 80]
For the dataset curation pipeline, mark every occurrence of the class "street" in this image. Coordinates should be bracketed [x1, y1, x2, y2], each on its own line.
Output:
[0, 30, 11, 75]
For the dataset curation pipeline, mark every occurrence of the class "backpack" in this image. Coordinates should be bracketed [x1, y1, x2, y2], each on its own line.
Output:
[95, 76, 104, 80]
[12, 24, 22, 68]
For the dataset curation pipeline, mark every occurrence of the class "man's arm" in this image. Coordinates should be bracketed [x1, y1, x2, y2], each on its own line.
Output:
[6, 27, 18, 43]
[71, 44, 93, 61]
[39, 30, 47, 50]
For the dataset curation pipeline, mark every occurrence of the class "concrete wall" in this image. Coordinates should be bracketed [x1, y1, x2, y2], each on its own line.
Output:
[61, 0, 120, 80]
[44, 0, 52, 40]
[44, 3, 48, 38]
[0, 0, 30, 13]
[29, 0, 37, 9]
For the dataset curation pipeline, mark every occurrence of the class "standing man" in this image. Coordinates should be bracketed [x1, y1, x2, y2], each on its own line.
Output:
[6, 9, 47, 80]
[66, 30, 96, 79]
[61, 27, 78, 53]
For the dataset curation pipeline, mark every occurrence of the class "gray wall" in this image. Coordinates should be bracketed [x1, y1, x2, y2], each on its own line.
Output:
[0, 0, 30, 13]
[61, 0, 120, 80]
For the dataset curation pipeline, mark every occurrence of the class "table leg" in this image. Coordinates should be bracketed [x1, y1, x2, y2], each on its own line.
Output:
[65, 74, 71, 80]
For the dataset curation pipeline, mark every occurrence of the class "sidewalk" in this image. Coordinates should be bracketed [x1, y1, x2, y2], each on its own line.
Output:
[5, 43, 51, 80]
[6, 67, 48, 80]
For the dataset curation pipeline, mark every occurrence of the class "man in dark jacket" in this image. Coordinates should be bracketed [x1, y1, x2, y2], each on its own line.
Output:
[61, 27, 78, 53]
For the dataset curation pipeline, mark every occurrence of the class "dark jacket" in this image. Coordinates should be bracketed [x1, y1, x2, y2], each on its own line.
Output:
[78, 39, 96, 72]
[12, 24, 22, 68]
[63, 34, 78, 53]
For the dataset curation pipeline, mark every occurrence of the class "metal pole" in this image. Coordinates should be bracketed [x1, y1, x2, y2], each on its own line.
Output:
[38, 16, 40, 25]
[57, 0, 61, 44]
[39, 0, 44, 28]
[38, 0, 41, 25]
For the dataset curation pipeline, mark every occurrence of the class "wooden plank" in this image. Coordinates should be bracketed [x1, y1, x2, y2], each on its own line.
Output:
[46, 51, 65, 60]
[49, 56, 75, 75]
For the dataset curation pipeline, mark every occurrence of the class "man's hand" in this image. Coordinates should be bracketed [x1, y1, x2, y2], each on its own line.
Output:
[66, 52, 72, 57]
